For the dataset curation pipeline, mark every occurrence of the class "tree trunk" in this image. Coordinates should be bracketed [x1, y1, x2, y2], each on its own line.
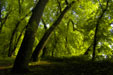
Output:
[18, 0, 21, 14]
[92, 0, 109, 61]
[84, 43, 92, 55]
[9, 25, 27, 56]
[31, 1, 75, 62]
[41, 18, 47, 58]
[41, 47, 47, 57]
[12, 0, 48, 73]
[51, 31, 57, 57]
[8, 12, 31, 57]
[8, 22, 21, 57]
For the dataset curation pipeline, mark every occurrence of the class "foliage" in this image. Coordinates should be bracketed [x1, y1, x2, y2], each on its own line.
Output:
[0, 0, 113, 74]
[0, 0, 113, 59]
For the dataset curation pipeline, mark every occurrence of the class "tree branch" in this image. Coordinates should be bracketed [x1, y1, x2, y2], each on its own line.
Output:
[41, 18, 47, 29]
[65, 0, 69, 5]
[92, 0, 109, 61]
[31, 1, 75, 61]
[56, 0, 62, 13]
[0, 10, 12, 33]
[97, 0, 103, 11]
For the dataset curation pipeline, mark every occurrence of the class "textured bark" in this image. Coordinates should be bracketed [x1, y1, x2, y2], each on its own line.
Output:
[31, 1, 75, 62]
[12, 0, 48, 73]
[92, 0, 109, 61]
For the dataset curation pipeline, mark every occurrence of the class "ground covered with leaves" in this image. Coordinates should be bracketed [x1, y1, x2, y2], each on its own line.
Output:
[0, 57, 113, 75]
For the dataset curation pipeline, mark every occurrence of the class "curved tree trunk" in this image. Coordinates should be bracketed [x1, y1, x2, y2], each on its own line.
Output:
[12, 0, 48, 73]
[31, 1, 75, 62]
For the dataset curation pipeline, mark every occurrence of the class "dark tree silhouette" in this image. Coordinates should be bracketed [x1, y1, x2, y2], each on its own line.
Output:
[92, 0, 109, 61]
[12, 0, 48, 73]
[31, 1, 75, 62]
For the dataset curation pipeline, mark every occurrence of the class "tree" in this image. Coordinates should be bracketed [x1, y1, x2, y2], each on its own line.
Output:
[31, 1, 75, 62]
[92, 0, 110, 61]
[8, 11, 31, 57]
[40, 18, 48, 57]
[0, 0, 113, 70]
[12, 0, 49, 73]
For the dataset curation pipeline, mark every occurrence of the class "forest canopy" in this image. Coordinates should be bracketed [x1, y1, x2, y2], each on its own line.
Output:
[0, 0, 113, 74]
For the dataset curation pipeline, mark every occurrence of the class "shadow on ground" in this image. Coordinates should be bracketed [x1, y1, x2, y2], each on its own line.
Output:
[0, 56, 113, 75]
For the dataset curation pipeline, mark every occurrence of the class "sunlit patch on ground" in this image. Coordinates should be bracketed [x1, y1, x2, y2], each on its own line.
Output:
[29, 61, 51, 66]
[0, 65, 12, 70]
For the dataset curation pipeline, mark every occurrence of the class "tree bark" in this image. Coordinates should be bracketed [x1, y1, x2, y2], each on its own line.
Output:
[12, 0, 48, 73]
[31, 1, 75, 62]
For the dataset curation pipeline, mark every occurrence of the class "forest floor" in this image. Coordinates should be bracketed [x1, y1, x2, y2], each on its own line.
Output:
[0, 56, 113, 75]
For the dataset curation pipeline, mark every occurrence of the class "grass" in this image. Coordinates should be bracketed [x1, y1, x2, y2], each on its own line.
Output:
[0, 56, 113, 75]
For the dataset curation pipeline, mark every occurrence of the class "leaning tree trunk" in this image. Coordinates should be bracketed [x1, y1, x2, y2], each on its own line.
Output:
[92, 0, 109, 61]
[9, 25, 27, 56]
[31, 1, 75, 62]
[84, 43, 93, 55]
[12, 0, 48, 73]
[41, 18, 48, 58]
[8, 12, 31, 57]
